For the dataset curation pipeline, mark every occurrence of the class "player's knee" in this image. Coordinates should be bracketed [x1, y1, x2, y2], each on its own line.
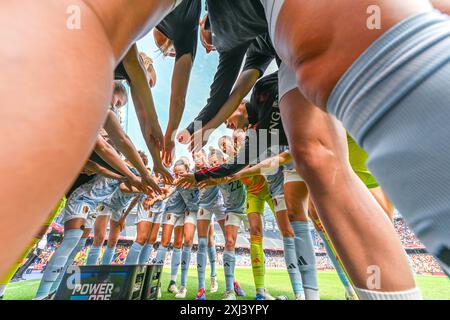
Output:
[225, 238, 236, 251]
[149, 234, 158, 244]
[291, 140, 338, 180]
[93, 234, 105, 246]
[250, 224, 263, 237]
[173, 239, 183, 248]
[135, 236, 147, 245]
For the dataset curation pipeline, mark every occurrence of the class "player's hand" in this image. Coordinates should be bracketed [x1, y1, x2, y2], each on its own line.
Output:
[188, 128, 211, 153]
[162, 131, 176, 167]
[142, 174, 162, 195]
[126, 174, 145, 192]
[177, 129, 191, 145]
[154, 164, 174, 185]
[175, 173, 196, 189]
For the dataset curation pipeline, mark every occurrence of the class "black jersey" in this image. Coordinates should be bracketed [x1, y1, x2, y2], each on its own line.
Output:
[186, 34, 278, 134]
[156, 0, 201, 61]
[114, 62, 130, 82]
[206, 0, 267, 53]
[66, 152, 122, 198]
[195, 72, 286, 182]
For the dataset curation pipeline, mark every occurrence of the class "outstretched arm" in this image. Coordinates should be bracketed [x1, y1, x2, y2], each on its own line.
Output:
[233, 151, 293, 180]
[82, 160, 126, 181]
[163, 53, 194, 166]
[103, 110, 162, 193]
[187, 35, 276, 152]
[180, 45, 249, 143]
[123, 44, 167, 175]
[93, 135, 142, 188]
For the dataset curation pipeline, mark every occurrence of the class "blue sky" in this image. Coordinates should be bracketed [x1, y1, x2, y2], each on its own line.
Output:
[122, 32, 232, 168]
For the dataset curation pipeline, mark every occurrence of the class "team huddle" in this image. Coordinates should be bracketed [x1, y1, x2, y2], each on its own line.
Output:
[1, 0, 450, 302]
[30, 79, 383, 300]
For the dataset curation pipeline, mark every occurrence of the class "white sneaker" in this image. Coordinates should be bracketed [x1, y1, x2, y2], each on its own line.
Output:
[175, 286, 187, 299]
[295, 293, 306, 300]
[263, 290, 276, 300]
[222, 290, 237, 300]
[168, 281, 179, 294]
[210, 276, 218, 293]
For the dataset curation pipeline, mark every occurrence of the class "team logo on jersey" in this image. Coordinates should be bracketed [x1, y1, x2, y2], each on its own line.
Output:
[83, 206, 89, 214]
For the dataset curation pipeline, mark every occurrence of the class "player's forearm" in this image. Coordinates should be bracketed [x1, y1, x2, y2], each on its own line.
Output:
[204, 69, 260, 131]
[195, 163, 247, 182]
[94, 137, 137, 181]
[186, 49, 246, 134]
[103, 111, 149, 178]
[124, 44, 161, 136]
[95, 164, 126, 181]
[166, 54, 193, 136]
[147, 137, 164, 168]
[235, 152, 293, 179]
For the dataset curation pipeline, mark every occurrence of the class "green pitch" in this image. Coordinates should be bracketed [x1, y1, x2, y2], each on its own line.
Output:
[3, 269, 449, 300]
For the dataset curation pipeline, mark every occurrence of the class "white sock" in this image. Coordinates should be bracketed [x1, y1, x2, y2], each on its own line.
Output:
[355, 287, 422, 300]
[304, 288, 320, 300]
[0, 284, 6, 297]
[345, 286, 356, 296]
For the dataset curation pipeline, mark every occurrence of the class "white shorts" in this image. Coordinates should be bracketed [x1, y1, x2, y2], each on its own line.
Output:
[283, 169, 304, 184]
[259, 0, 296, 100]
[224, 212, 245, 227]
[163, 212, 185, 227]
[197, 208, 226, 222]
[85, 212, 97, 230]
[62, 201, 94, 224]
[97, 204, 122, 222]
[272, 194, 287, 212]
[146, 212, 163, 225]
[184, 211, 197, 226]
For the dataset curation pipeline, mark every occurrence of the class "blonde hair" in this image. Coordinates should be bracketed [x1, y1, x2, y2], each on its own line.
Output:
[208, 147, 225, 162]
[139, 52, 154, 70]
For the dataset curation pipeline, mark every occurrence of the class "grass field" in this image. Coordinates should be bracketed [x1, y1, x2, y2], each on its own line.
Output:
[3, 269, 449, 300]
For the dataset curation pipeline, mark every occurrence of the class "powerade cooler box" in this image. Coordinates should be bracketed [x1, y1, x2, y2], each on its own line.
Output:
[54, 265, 147, 300]
[141, 264, 163, 300]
